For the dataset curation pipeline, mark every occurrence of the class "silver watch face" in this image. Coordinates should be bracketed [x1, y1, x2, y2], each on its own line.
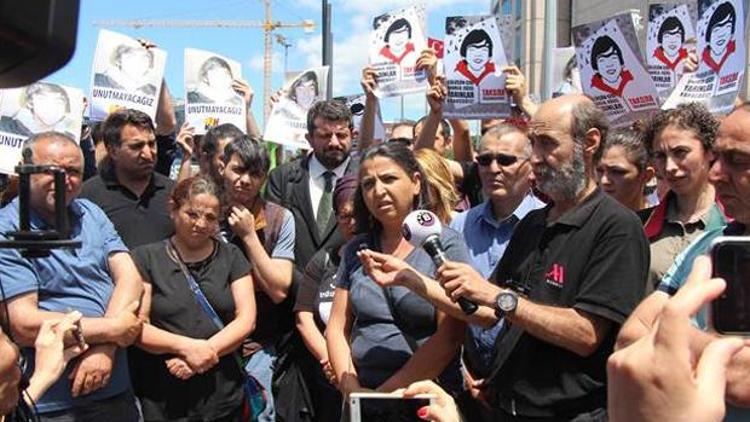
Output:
[498, 292, 517, 312]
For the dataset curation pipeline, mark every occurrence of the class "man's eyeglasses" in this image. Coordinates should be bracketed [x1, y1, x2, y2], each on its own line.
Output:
[477, 152, 526, 167]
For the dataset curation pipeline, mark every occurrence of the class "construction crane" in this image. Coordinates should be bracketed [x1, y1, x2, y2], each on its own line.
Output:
[93, 0, 315, 122]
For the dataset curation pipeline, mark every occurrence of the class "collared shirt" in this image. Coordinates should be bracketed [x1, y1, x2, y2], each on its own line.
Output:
[488, 188, 648, 415]
[450, 193, 545, 378]
[308, 154, 349, 220]
[0, 198, 131, 413]
[80, 167, 175, 248]
[450, 193, 545, 279]
[646, 193, 727, 290]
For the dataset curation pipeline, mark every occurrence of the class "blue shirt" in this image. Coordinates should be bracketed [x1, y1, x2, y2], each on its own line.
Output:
[0, 198, 131, 413]
[449, 193, 545, 378]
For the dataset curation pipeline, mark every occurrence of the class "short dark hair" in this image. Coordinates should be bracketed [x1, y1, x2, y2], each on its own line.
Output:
[642, 102, 718, 156]
[590, 36, 623, 71]
[602, 127, 649, 172]
[414, 116, 452, 141]
[706, 2, 736, 42]
[306, 100, 354, 135]
[571, 100, 610, 163]
[91, 121, 105, 147]
[354, 141, 429, 234]
[201, 123, 244, 157]
[221, 135, 270, 175]
[385, 18, 412, 43]
[460, 29, 493, 58]
[658, 16, 685, 43]
[102, 108, 155, 149]
[289, 71, 319, 103]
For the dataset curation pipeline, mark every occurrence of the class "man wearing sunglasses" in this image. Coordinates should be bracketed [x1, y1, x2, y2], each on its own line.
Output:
[448, 123, 544, 419]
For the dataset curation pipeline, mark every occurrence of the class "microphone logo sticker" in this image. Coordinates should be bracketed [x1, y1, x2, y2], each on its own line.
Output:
[416, 211, 435, 226]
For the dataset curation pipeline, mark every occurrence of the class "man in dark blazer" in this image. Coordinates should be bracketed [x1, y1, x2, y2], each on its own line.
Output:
[266, 99, 357, 271]
[264, 99, 357, 421]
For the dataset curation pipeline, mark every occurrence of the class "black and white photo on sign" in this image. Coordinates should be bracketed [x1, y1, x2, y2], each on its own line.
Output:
[0, 83, 83, 174]
[90, 29, 166, 121]
[184, 48, 246, 135]
[263, 66, 329, 150]
[368, 5, 428, 98]
[662, 0, 745, 114]
[574, 15, 660, 126]
[646, 3, 697, 98]
[443, 15, 510, 120]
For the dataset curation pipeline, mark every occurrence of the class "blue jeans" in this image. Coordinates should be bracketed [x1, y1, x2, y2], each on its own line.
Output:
[244, 344, 277, 422]
[39, 391, 141, 422]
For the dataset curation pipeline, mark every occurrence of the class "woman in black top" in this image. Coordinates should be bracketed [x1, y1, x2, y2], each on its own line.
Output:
[294, 174, 358, 421]
[132, 176, 256, 421]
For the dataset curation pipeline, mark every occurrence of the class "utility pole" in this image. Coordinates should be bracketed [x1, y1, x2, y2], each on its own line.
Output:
[275, 34, 293, 75]
[94, 4, 314, 123]
[321, 0, 332, 99]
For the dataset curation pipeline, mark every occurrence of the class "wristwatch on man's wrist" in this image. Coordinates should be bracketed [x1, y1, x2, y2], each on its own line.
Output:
[494, 290, 519, 318]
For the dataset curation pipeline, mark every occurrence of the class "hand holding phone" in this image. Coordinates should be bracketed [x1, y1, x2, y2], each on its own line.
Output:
[349, 392, 437, 422]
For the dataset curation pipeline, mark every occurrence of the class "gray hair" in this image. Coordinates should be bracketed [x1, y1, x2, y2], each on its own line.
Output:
[21, 131, 79, 164]
[571, 101, 609, 163]
[481, 123, 531, 157]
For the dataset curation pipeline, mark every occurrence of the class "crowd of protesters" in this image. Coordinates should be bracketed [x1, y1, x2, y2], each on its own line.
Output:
[0, 41, 749, 422]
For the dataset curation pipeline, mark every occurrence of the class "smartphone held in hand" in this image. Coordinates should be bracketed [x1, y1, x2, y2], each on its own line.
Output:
[349, 392, 436, 422]
[710, 236, 750, 335]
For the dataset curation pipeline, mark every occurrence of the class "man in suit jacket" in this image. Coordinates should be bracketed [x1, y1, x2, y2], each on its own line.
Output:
[264, 99, 357, 421]
[266, 99, 357, 272]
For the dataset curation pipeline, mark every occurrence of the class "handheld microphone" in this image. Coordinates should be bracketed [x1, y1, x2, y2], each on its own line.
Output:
[402, 210, 478, 315]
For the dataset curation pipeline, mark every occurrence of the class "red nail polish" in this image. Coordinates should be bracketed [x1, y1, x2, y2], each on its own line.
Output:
[417, 406, 428, 418]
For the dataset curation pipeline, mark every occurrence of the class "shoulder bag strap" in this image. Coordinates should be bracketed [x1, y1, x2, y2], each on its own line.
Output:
[165, 240, 248, 373]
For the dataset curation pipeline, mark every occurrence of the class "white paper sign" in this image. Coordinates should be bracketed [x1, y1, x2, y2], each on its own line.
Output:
[89, 30, 166, 121]
[0, 83, 84, 174]
[573, 13, 661, 126]
[369, 5, 429, 98]
[662, 0, 745, 115]
[443, 15, 511, 120]
[184, 48, 246, 135]
[264, 66, 329, 149]
[646, 3, 697, 100]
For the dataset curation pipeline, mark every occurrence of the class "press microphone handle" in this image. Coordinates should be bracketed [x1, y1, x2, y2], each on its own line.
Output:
[423, 236, 478, 315]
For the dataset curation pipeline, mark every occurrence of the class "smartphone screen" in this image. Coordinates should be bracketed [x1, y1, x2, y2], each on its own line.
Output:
[712, 237, 750, 334]
[351, 396, 431, 422]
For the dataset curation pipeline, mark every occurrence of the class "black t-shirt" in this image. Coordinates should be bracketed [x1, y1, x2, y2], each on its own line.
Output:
[488, 188, 648, 416]
[80, 167, 174, 248]
[131, 240, 251, 421]
[294, 244, 341, 331]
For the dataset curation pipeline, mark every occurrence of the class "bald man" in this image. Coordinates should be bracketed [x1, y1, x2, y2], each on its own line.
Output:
[0, 132, 143, 421]
[430, 95, 648, 420]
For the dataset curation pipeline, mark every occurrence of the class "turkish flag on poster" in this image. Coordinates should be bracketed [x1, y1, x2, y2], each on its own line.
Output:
[428, 38, 444, 59]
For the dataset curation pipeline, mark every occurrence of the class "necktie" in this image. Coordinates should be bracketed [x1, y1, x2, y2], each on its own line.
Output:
[316, 171, 335, 236]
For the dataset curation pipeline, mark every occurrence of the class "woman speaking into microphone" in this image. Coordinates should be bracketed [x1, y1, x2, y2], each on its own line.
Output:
[326, 142, 470, 398]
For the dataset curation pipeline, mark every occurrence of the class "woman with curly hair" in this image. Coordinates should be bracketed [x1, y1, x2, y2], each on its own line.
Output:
[414, 148, 461, 224]
[640, 103, 728, 290]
